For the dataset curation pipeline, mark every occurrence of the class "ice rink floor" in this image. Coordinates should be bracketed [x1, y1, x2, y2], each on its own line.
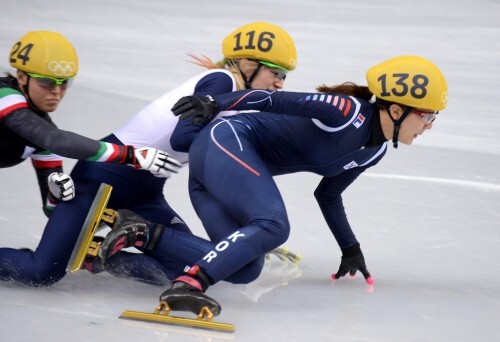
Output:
[1, 1, 499, 341]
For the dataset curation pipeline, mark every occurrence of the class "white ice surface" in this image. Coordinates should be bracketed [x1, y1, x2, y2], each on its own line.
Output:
[1, 1, 499, 341]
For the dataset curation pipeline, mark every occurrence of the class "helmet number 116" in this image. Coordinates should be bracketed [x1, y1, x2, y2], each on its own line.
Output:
[232, 31, 275, 53]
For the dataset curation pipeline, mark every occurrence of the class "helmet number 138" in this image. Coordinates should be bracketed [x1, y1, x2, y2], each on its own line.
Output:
[233, 31, 275, 53]
[378, 73, 429, 99]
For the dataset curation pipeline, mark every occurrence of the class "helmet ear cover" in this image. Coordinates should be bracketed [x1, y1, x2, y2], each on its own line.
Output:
[366, 55, 447, 112]
[10, 31, 78, 78]
[222, 22, 297, 71]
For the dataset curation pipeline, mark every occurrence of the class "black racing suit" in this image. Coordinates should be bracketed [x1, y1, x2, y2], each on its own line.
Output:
[0, 76, 63, 213]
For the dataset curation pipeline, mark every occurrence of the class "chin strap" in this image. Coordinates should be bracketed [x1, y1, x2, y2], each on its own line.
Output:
[386, 105, 412, 148]
[21, 75, 42, 112]
[237, 62, 264, 89]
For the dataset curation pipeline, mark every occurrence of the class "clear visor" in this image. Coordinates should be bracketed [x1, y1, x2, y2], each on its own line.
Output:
[411, 108, 439, 124]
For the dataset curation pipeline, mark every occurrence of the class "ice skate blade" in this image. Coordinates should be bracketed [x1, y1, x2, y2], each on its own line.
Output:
[66, 183, 115, 273]
[120, 301, 235, 333]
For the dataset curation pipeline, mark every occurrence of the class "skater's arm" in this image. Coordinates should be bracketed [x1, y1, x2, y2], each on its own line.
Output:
[3, 109, 180, 176]
[314, 168, 366, 249]
[171, 71, 235, 153]
[3, 108, 107, 160]
[315, 164, 383, 284]
[30, 153, 64, 216]
[172, 90, 351, 127]
[216, 90, 348, 124]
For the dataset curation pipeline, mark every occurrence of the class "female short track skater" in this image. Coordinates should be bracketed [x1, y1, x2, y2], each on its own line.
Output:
[103, 55, 447, 316]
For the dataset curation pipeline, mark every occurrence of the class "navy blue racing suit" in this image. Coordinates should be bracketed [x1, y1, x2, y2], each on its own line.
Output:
[159, 89, 388, 284]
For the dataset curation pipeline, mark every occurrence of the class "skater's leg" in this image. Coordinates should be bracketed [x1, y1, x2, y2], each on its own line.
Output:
[188, 176, 238, 242]
[133, 197, 191, 234]
[183, 127, 291, 286]
[188, 176, 266, 284]
[0, 182, 99, 286]
[97, 251, 171, 286]
[97, 202, 194, 283]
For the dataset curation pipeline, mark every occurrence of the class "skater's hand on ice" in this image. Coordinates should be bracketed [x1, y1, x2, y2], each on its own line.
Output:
[131, 147, 182, 178]
[171, 95, 219, 124]
[48, 172, 75, 201]
[332, 243, 374, 285]
[267, 246, 302, 263]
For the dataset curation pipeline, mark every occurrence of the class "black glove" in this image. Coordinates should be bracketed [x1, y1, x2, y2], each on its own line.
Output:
[171, 95, 219, 124]
[333, 242, 373, 284]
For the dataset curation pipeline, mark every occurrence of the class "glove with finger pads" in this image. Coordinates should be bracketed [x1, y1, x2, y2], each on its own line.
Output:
[48, 172, 75, 201]
[171, 95, 219, 124]
[332, 242, 374, 285]
[131, 147, 182, 178]
[44, 172, 75, 217]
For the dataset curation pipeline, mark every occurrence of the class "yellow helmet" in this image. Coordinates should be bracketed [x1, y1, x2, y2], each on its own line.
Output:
[9, 31, 78, 78]
[222, 22, 297, 71]
[366, 55, 448, 111]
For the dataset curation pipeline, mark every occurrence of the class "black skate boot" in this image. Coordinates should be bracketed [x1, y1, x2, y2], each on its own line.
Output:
[99, 209, 164, 261]
[120, 271, 233, 332]
[160, 271, 221, 317]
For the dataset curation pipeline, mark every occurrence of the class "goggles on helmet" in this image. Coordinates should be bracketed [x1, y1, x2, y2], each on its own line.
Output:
[411, 108, 439, 124]
[249, 59, 288, 80]
[27, 72, 74, 90]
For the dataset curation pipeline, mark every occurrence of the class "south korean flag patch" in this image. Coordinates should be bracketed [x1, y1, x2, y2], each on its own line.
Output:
[353, 113, 365, 128]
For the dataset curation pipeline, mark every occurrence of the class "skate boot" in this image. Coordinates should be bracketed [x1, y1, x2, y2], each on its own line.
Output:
[120, 268, 234, 332]
[159, 276, 221, 317]
[99, 209, 165, 261]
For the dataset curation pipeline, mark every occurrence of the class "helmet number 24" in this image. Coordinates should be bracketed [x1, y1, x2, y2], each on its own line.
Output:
[10, 42, 34, 66]
[378, 73, 429, 99]
[232, 31, 275, 52]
